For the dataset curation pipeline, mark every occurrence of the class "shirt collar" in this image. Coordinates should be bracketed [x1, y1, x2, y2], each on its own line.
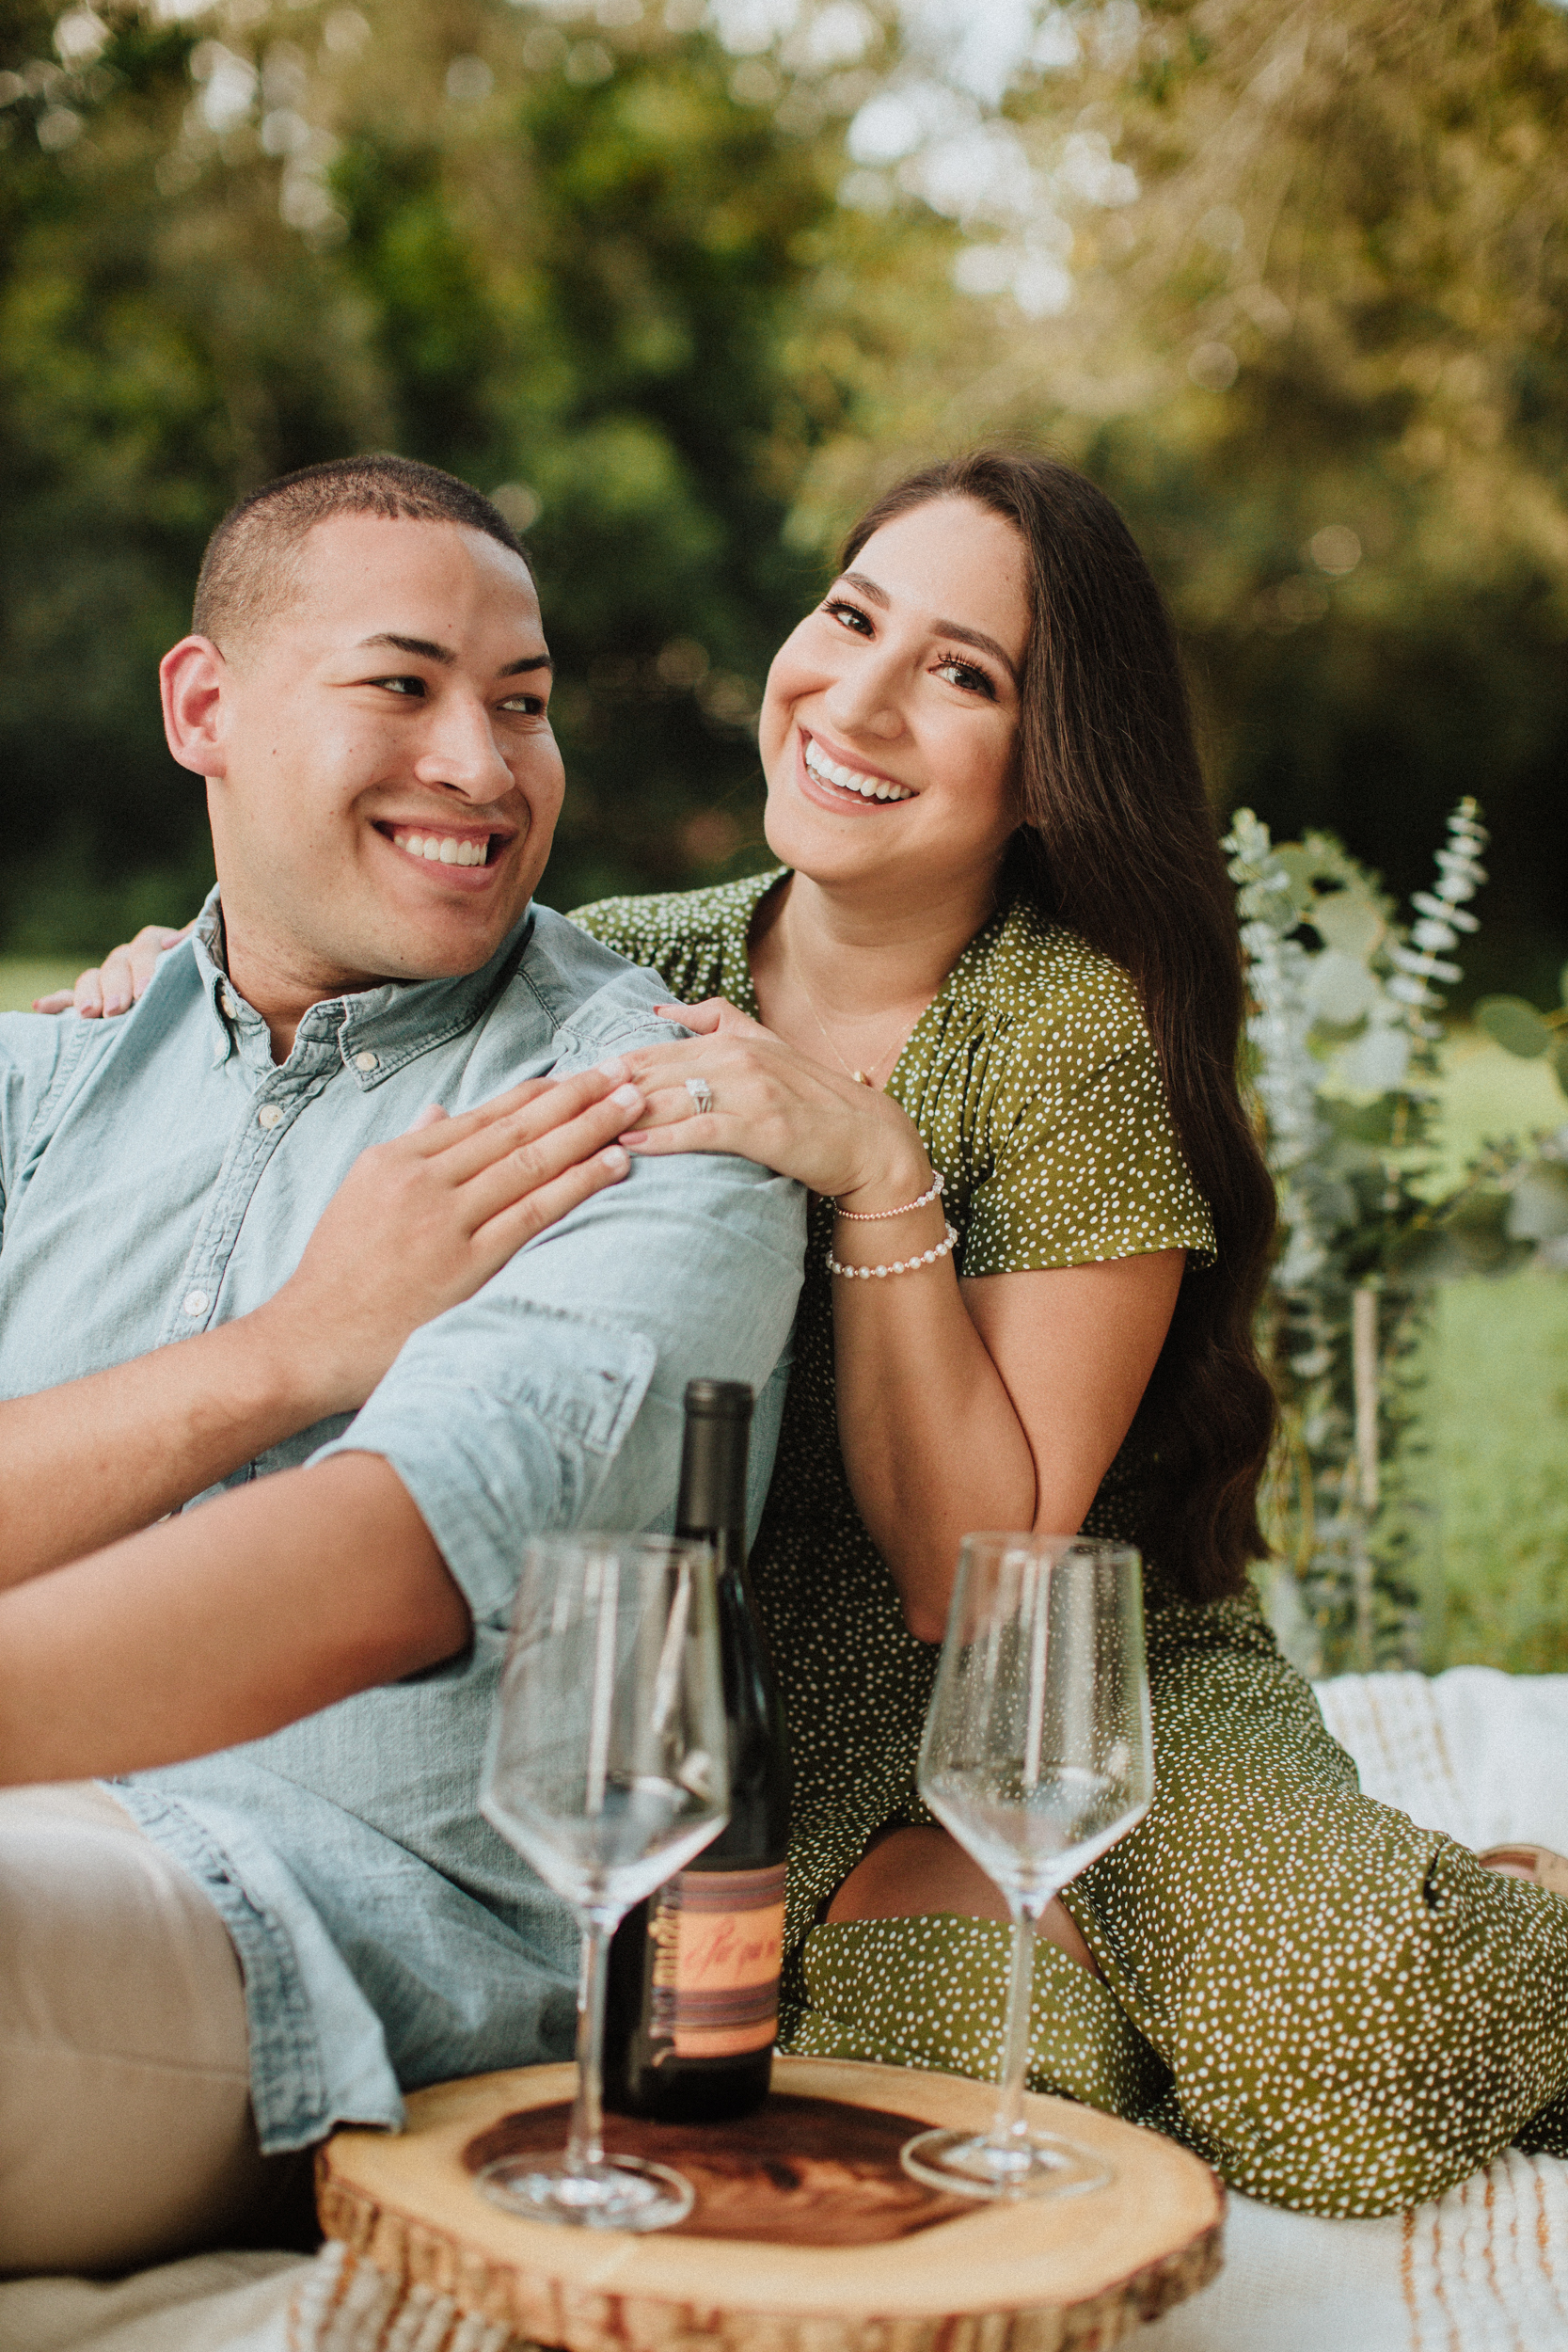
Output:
[190, 889, 537, 1085]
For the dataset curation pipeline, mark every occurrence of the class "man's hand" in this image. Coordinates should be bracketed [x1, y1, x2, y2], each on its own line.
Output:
[257, 1062, 644, 1419]
[0, 1064, 643, 1586]
[0, 1454, 468, 1785]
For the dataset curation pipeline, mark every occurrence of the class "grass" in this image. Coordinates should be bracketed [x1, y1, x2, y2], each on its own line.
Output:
[0, 960, 83, 1013]
[1419, 1028, 1568, 1669]
[1, 960, 1563, 1667]
[1429, 1276, 1568, 1669]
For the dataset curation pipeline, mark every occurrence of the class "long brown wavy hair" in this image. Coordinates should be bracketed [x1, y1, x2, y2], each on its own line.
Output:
[842, 453, 1276, 1605]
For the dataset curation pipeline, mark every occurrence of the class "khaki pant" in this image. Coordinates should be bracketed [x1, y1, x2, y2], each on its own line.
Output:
[0, 1784, 312, 2275]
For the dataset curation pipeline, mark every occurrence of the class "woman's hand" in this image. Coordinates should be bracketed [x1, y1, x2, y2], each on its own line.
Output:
[253, 1063, 644, 1419]
[33, 924, 191, 1016]
[614, 997, 934, 1212]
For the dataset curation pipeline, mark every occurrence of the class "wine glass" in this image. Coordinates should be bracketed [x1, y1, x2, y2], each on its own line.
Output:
[901, 1535, 1153, 2201]
[478, 1534, 730, 2231]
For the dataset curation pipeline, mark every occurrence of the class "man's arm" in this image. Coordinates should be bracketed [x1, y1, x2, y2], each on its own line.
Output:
[0, 1453, 469, 1783]
[0, 1066, 642, 1588]
[0, 1139, 802, 1789]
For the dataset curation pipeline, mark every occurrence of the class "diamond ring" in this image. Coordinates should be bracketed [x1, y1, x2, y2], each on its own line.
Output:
[684, 1077, 714, 1117]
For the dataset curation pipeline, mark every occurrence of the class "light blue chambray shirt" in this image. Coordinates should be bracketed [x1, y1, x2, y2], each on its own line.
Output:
[0, 894, 802, 2152]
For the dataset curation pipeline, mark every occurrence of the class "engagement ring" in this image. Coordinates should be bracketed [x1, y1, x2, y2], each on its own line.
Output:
[685, 1077, 714, 1117]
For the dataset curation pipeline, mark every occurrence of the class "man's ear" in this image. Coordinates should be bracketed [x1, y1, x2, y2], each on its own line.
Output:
[160, 637, 231, 778]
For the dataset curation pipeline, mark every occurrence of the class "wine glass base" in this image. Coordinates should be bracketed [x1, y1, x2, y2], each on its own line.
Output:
[900, 2125, 1111, 2201]
[477, 2153, 694, 2232]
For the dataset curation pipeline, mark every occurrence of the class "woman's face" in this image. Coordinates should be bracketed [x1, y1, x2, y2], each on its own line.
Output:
[758, 497, 1031, 898]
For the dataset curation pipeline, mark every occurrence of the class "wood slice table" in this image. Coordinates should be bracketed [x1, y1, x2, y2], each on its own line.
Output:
[316, 2058, 1222, 2352]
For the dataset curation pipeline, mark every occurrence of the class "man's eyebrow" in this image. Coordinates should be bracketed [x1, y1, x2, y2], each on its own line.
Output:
[356, 633, 456, 664]
[353, 633, 553, 677]
[838, 571, 1020, 685]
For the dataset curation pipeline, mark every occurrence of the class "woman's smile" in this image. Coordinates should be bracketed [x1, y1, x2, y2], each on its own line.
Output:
[799, 729, 916, 808]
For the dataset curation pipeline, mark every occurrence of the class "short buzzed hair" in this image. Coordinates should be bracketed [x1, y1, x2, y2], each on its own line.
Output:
[192, 453, 531, 651]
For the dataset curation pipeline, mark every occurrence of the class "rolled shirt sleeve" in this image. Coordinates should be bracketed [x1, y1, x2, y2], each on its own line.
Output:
[314, 1146, 805, 1625]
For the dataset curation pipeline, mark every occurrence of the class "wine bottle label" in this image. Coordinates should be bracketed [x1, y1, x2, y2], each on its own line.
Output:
[649, 1862, 787, 2058]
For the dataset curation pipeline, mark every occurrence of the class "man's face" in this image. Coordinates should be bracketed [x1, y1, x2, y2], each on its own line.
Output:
[184, 515, 564, 995]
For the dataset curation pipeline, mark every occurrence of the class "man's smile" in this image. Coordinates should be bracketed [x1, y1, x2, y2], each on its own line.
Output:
[372, 818, 520, 885]
[388, 826, 499, 868]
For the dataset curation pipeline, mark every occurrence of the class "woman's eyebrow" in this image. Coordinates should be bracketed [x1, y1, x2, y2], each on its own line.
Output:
[839, 570, 1020, 685]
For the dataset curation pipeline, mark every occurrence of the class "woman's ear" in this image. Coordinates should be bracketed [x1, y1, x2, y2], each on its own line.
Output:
[159, 636, 230, 779]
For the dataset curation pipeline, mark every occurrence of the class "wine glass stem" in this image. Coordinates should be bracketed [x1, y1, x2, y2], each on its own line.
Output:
[566, 1915, 613, 2176]
[991, 1908, 1038, 2148]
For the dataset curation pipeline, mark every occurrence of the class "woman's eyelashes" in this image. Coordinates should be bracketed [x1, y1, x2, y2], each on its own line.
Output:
[933, 654, 996, 699]
[818, 604, 998, 702]
[824, 596, 875, 637]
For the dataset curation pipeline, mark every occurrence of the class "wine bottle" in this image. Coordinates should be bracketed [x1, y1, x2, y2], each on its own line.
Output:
[603, 1377, 791, 2122]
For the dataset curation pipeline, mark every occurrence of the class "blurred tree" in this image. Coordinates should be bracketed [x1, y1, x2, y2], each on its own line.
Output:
[784, 0, 1568, 1002]
[0, 0, 946, 941]
[2, 0, 1565, 986]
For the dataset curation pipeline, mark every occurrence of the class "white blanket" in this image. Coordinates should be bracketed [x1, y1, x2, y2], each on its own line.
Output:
[5, 1667, 1565, 2352]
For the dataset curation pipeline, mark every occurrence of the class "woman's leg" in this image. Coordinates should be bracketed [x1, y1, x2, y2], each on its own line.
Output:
[789, 1585, 1568, 2216]
[1063, 1588, 1568, 2216]
[826, 1825, 1101, 1975]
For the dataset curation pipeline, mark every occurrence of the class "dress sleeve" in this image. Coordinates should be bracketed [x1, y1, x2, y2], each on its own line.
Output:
[960, 1015, 1216, 1278]
[566, 897, 725, 1008]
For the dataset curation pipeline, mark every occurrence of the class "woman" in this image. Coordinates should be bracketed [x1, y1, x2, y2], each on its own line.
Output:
[66, 452, 1568, 2217]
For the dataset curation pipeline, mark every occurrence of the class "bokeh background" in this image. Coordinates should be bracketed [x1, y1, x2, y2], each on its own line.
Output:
[2, 0, 1566, 1661]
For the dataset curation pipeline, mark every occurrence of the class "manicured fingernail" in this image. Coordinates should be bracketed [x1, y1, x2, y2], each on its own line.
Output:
[596, 1056, 628, 1081]
[600, 1144, 629, 1171]
[104, 993, 129, 1015]
[611, 1082, 642, 1109]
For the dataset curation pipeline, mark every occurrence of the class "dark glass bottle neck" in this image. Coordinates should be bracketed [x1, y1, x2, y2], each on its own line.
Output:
[675, 1409, 749, 1542]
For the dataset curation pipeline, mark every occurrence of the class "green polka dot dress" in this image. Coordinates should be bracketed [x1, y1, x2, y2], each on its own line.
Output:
[570, 868, 1568, 2217]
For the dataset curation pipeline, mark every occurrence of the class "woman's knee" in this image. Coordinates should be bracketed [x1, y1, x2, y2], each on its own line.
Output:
[826, 1826, 1100, 1974]
[1162, 1839, 1568, 2216]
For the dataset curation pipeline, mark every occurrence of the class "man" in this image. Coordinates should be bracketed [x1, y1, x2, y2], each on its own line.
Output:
[0, 456, 802, 2273]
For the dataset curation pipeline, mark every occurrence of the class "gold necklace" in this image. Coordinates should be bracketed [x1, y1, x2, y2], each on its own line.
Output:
[786, 922, 930, 1089]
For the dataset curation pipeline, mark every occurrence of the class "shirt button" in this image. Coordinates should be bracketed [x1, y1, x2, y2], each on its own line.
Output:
[354, 1050, 379, 1073]
[182, 1289, 210, 1317]
[219, 991, 238, 1018]
[257, 1104, 284, 1130]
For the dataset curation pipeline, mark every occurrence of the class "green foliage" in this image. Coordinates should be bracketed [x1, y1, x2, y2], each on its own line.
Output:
[1231, 793, 1568, 1669]
[1229, 800, 1481, 1670]
[809, 0, 1568, 1005]
[2, 0, 1566, 987]
[0, 0, 951, 944]
[1474, 969, 1568, 1102]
